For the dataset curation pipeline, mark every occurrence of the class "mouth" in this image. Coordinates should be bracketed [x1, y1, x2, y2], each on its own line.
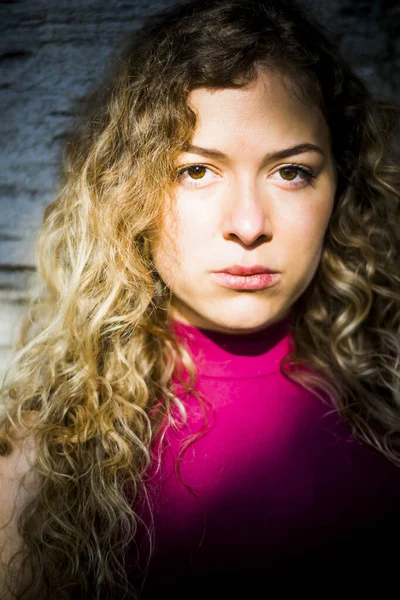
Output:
[210, 272, 281, 291]
[215, 264, 278, 276]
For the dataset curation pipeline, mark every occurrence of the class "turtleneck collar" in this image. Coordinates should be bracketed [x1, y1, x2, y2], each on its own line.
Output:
[171, 313, 294, 380]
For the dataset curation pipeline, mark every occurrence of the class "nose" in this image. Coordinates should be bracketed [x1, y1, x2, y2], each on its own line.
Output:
[222, 176, 272, 247]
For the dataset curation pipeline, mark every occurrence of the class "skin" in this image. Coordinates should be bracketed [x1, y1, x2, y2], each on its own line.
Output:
[0, 425, 38, 597]
[152, 68, 338, 334]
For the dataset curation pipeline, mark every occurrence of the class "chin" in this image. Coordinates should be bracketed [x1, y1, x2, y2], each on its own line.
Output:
[200, 307, 285, 334]
[215, 319, 275, 334]
[217, 298, 286, 327]
[171, 294, 290, 333]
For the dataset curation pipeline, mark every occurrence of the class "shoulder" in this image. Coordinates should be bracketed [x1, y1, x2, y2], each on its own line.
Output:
[0, 422, 37, 512]
[0, 415, 39, 595]
[0, 412, 39, 522]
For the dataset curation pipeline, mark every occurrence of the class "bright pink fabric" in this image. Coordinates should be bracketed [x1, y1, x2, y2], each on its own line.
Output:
[134, 314, 400, 595]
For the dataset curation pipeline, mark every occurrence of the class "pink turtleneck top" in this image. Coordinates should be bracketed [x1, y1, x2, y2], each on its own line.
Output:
[133, 315, 400, 597]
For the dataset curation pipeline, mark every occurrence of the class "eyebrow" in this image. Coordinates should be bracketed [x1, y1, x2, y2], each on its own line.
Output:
[182, 142, 324, 164]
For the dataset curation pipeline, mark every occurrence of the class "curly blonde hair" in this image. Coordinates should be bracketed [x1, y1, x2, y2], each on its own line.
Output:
[1, 0, 400, 597]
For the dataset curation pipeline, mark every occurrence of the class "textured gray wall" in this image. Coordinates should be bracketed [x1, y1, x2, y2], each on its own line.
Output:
[0, 0, 399, 373]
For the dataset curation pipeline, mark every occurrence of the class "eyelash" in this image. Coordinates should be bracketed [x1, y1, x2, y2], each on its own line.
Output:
[176, 163, 317, 188]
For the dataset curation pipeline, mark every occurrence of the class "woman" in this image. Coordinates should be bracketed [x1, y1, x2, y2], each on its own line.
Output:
[1, 0, 400, 598]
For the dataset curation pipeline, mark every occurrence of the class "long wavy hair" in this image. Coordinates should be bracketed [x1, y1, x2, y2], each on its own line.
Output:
[1, 0, 400, 597]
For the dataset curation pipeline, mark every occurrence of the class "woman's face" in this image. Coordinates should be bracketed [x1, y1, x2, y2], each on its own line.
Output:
[152, 69, 337, 333]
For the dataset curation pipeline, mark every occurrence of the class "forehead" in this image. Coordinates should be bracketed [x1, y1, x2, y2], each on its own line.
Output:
[186, 69, 330, 147]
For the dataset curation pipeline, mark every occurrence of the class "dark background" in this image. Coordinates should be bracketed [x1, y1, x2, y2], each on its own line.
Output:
[0, 0, 399, 373]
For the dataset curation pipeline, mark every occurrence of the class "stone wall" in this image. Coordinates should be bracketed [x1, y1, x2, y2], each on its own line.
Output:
[0, 0, 399, 378]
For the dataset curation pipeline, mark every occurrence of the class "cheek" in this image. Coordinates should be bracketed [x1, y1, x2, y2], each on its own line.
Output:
[301, 190, 333, 232]
[282, 202, 332, 263]
[151, 217, 178, 283]
[172, 199, 213, 252]
[151, 209, 194, 284]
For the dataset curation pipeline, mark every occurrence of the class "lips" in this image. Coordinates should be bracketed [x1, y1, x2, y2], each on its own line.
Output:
[215, 264, 278, 276]
[211, 271, 281, 290]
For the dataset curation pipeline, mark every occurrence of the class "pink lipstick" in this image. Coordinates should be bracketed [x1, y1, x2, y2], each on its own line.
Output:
[211, 264, 281, 290]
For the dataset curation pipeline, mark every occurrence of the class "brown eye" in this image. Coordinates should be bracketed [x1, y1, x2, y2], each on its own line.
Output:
[279, 166, 298, 181]
[187, 165, 207, 179]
